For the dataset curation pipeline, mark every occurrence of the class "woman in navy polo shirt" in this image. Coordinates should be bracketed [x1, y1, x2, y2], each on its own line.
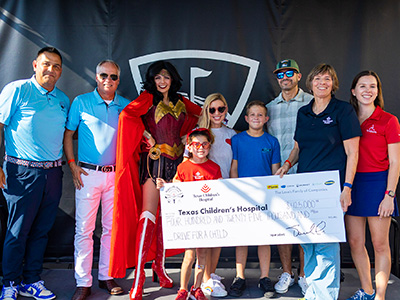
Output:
[276, 63, 361, 300]
[345, 71, 400, 300]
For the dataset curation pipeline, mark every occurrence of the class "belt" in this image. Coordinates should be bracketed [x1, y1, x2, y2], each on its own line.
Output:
[79, 162, 116, 173]
[4, 155, 63, 169]
[152, 143, 184, 158]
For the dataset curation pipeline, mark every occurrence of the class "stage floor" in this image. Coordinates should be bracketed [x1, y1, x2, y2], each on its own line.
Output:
[18, 266, 400, 300]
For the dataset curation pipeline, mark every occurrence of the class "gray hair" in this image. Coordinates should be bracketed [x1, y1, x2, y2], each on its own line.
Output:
[96, 60, 120, 76]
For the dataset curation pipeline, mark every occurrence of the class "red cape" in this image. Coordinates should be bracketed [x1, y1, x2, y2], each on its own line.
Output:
[109, 91, 201, 278]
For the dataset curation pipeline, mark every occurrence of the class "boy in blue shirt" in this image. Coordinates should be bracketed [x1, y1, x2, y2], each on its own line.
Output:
[228, 100, 281, 298]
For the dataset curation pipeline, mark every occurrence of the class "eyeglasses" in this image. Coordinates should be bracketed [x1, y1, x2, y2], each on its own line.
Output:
[276, 70, 296, 79]
[209, 106, 226, 114]
[99, 73, 119, 81]
[189, 141, 211, 150]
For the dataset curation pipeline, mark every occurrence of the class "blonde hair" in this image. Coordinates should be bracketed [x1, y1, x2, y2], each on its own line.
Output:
[198, 93, 228, 129]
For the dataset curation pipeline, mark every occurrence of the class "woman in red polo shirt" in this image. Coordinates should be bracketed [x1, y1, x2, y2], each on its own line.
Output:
[345, 70, 400, 300]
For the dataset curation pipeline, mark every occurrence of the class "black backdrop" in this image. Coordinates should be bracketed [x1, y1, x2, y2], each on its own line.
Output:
[0, 0, 400, 265]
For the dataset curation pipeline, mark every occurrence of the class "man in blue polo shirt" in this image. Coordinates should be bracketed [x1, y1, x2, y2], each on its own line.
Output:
[63, 60, 130, 300]
[0, 47, 69, 300]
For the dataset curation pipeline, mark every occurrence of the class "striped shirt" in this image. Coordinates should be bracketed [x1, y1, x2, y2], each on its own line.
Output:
[266, 88, 313, 174]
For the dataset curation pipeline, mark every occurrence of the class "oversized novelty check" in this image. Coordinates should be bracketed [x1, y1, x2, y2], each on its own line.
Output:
[160, 170, 345, 249]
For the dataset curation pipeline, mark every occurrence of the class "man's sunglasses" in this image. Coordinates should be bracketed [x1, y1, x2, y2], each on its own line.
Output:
[276, 70, 296, 79]
[99, 73, 119, 81]
[209, 106, 226, 114]
[190, 141, 211, 150]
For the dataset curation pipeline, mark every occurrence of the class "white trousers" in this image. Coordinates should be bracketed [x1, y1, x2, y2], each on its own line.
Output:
[74, 168, 115, 287]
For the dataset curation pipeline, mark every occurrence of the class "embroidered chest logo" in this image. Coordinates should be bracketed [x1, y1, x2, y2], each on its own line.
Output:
[322, 116, 333, 124]
[366, 124, 377, 134]
[60, 103, 67, 112]
[194, 171, 204, 180]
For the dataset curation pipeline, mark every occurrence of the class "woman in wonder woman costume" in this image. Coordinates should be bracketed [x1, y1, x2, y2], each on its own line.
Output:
[109, 61, 201, 300]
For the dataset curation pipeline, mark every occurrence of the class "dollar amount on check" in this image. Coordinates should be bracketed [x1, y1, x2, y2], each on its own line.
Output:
[160, 170, 345, 249]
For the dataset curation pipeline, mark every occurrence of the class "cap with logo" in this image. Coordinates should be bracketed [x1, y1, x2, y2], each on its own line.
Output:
[273, 59, 300, 74]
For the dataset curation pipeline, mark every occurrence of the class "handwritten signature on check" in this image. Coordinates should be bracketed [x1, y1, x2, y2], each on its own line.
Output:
[286, 221, 327, 237]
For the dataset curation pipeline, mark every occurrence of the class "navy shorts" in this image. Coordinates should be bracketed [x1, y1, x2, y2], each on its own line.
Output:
[347, 170, 399, 217]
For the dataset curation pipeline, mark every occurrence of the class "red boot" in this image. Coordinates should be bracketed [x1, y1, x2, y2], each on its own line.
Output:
[151, 215, 174, 288]
[130, 212, 156, 300]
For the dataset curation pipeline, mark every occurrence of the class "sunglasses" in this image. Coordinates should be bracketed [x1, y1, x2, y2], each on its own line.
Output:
[190, 141, 211, 150]
[99, 73, 119, 81]
[276, 70, 296, 79]
[209, 106, 226, 114]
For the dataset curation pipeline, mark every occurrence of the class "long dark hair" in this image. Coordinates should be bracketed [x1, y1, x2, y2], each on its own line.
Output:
[142, 60, 183, 105]
[350, 70, 384, 114]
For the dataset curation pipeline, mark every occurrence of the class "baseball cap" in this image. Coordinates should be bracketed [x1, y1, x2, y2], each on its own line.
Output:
[273, 59, 300, 73]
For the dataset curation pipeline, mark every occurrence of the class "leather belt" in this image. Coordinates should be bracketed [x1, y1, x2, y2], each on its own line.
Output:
[79, 162, 116, 173]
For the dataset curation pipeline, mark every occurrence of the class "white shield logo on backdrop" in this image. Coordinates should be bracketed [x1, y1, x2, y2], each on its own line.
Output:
[129, 50, 259, 127]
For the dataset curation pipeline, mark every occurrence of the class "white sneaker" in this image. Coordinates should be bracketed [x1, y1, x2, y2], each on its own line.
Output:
[210, 273, 226, 291]
[298, 276, 308, 296]
[210, 273, 223, 282]
[201, 279, 213, 296]
[201, 278, 227, 298]
[274, 272, 295, 294]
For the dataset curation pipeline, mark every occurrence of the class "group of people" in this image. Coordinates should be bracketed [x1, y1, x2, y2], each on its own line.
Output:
[0, 47, 398, 300]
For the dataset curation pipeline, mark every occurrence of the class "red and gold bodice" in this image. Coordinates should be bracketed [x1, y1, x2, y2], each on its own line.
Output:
[142, 100, 186, 160]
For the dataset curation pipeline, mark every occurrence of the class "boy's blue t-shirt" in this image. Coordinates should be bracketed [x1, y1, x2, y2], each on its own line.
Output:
[231, 131, 281, 177]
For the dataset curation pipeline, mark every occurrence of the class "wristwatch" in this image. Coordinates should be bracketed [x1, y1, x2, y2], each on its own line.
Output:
[385, 190, 395, 198]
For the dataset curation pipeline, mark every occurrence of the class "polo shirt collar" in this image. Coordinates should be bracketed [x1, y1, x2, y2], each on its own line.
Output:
[30, 75, 58, 97]
[323, 96, 338, 114]
[305, 96, 338, 116]
[276, 88, 307, 104]
[368, 105, 383, 121]
[94, 88, 120, 105]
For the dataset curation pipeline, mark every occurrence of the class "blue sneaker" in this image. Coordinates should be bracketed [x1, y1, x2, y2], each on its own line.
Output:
[346, 289, 375, 300]
[0, 282, 19, 300]
[19, 280, 56, 300]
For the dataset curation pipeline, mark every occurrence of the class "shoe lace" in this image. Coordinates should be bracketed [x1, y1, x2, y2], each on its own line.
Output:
[278, 272, 292, 284]
[3, 283, 17, 297]
[352, 289, 364, 299]
[298, 276, 308, 287]
[211, 273, 223, 281]
[176, 289, 188, 299]
[177, 289, 187, 295]
[30, 281, 46, 292]
[195, 288, 206, 300]
[259, 277, 272, 290]
[231, 278, 243, 289]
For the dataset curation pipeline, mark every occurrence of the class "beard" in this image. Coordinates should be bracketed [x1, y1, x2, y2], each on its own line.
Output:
[280, 80, 296, 91]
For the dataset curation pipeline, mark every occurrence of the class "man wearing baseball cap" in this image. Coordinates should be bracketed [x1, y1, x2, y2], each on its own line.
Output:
[266, 59, 313, 297]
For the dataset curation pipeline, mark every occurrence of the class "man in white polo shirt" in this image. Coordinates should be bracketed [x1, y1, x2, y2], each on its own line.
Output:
[63, 60, 130, 300]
